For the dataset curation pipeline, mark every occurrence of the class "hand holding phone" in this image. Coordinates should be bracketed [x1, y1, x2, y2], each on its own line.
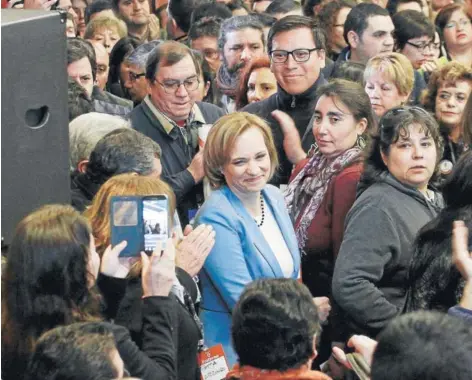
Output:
[100, 241, 139, 279]
[141, 238, 176, 297]
[110, 195, 170, 257]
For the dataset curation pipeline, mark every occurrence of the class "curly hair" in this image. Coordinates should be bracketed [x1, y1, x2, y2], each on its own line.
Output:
[231, 279, 321, 371]
[2, 205, 101, 375]
[362, 106, 444, 189]
[316, 0, 356, 56]
[421, 61, 472, 113]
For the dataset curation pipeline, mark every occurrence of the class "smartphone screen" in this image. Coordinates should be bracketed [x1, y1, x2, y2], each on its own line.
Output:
[143, 197, 169, 254]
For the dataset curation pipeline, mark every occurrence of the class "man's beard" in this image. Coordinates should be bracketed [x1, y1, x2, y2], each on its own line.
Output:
[224, 56, 246, 76]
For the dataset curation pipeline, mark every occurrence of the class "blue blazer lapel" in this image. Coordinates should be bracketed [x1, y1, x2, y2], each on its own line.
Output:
[262, 187, 301, 279]
[223, 187, 284, 278]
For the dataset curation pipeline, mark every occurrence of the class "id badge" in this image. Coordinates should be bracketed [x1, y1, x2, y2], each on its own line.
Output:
[197, 344, 230, 380]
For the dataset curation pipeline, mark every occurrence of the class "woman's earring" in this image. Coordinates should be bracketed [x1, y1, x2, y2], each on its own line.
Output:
[308, 142, 319, 157]
[356, 135, 366, 150]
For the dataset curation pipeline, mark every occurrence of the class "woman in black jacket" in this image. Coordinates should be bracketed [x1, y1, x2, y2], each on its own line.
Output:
[1, 204, 177, 380]
[85, 174, 215, 380]
[406, 151, 472, 312]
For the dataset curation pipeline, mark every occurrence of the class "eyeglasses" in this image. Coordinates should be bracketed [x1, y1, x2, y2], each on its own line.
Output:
[202, 49, 219, 60]
[445, 19, 471, 29]
[128, 72, 146, 83]
[155, 76, 200, 94]
[270, 48, 322, 63]
[405, 40, 441, 52]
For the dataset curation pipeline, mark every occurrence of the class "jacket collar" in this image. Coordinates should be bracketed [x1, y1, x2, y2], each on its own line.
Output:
[276, 74, 327, 110]
[221, 186, 300, 279]
[143, 96, 206, 135]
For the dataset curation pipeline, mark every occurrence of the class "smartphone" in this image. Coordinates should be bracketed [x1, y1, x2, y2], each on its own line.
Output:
[110, 195, 170, 257]
[142, 195, 169, 254]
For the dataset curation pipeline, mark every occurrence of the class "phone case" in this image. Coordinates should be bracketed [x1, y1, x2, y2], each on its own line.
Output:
[110, 196, 144, 257]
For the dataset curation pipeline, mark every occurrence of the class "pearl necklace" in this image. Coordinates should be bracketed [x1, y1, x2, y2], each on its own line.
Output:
[255, 196, 265, 227]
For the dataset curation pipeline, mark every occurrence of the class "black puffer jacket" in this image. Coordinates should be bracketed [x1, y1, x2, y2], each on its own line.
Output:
[242, 75, 327, 186]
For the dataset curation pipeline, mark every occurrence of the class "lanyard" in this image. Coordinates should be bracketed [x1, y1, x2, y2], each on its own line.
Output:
[182, 288, 206, 352]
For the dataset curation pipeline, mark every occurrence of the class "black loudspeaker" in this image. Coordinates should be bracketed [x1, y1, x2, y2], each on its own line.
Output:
[2, 10, 70, 246]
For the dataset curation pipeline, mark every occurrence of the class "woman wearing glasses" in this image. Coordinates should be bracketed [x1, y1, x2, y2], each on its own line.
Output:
[316, 0, 355, 61]
[436, 4, 472, 67]
[422, 61, 472, 180]
[393, 10, 446, 83]
[332, 106, 444, 340]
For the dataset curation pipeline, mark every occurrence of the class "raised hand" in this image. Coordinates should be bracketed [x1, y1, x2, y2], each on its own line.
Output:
[313, 296, 331, 322]
[100, 241, 138, 279]
[176, 224, 215, 277]
[272, 110, 307, 165]
[140, 239, 176, 298]
[452, 220, 472, 281]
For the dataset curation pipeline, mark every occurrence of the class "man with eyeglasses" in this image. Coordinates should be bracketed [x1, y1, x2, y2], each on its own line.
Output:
[122, 41, 161, 107]
[243, 15, 327, 186]
[189, 17, 224, 74]
[129, 41, 225, 225]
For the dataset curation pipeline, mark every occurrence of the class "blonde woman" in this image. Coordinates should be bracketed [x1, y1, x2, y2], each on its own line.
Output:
[364, 52, 415, 117]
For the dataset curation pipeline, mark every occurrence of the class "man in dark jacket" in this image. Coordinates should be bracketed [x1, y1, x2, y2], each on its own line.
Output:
[129, 41, 225, 225]
[70, 128, 162, 212]
[243, 15, 328, 186]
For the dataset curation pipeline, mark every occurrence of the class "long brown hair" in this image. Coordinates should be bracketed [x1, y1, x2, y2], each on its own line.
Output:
[2, 205, 101, 373]
[84, 174, 176, 276]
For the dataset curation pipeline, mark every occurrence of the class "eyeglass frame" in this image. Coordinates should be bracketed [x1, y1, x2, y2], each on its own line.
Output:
[128, 72, 146, 83]
[269, 48, 322, 63]
[405, 40, 440, 52]
[153, 75, 201, 94]
[444, 18, 471, 29]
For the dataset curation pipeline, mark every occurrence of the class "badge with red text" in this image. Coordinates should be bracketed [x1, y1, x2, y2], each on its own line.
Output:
[198, 344, 230, 380]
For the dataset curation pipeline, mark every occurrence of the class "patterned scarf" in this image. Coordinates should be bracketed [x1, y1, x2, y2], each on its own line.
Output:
[284, 147, 363, 253]
[216, 63, 240, 98]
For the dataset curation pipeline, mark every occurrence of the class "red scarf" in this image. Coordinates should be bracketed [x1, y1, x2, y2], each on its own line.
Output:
[226, 364, 332, 380]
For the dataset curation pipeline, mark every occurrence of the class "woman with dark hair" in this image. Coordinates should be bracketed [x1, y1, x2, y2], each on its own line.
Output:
[226, 278, 330, 380]
[1, 204, 177, 380]
[421, 61, 472, 178]
[316, 0, 355, 61]
[235, 56, 277, 110]
[106, 36, 141, 98]
[275, 79, 374, 369]
[436, 4, 472, 67]
[393, 10, 436, 70]
[332, 106, 444, 340]
[406, 151, 472, 313]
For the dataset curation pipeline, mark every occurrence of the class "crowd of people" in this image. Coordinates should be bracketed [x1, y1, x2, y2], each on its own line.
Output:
[2, 0, 472, 378]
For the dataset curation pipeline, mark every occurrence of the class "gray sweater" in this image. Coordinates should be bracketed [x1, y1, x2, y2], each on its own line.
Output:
[332, 173, 443, 339]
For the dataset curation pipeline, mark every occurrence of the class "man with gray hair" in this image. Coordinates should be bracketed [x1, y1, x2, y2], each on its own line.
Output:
[216, 15, 266, 112]
[123, 40, 162, 107]
[70, 128, 162, 211]
[69, 112, 130, 173]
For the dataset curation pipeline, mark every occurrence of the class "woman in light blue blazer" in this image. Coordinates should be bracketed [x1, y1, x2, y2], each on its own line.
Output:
[195, 112, 301, 366]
